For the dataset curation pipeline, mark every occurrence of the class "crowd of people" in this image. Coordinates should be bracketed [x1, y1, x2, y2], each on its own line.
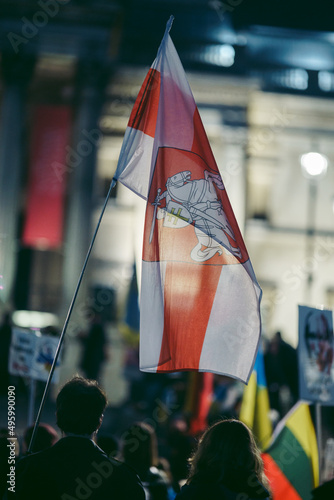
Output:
[1, 376, 272, 500]
[1, 375, 333, 500]
[1, 310, 334, 499]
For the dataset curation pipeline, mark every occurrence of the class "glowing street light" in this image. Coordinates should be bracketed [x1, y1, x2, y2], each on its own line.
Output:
[300, 152, 328, 179]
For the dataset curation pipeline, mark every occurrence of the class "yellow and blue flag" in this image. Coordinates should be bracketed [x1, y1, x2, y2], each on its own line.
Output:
[239, 345, 272, 449]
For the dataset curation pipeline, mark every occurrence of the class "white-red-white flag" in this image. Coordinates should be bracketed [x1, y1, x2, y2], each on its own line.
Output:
[114, 17, 261, 382]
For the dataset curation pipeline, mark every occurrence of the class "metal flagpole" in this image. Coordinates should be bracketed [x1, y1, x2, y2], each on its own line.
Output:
[28, 178, 117, 454]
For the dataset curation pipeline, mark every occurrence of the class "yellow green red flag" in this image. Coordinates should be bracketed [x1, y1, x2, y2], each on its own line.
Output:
[262, 401, 319, 500]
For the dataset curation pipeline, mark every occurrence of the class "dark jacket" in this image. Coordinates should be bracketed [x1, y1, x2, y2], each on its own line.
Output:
[7, 436, 145, 500]
[312, 478, 334, 499]
[175, 478, 270, 500]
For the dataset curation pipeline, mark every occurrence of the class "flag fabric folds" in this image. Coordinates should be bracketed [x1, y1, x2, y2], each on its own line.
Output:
[262, 402, 319, 500]
[114, 16, 262, 381]
[239, 346, 272, 449]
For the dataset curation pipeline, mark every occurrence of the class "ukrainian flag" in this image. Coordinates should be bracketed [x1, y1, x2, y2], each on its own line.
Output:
[239, 345, 272, 450]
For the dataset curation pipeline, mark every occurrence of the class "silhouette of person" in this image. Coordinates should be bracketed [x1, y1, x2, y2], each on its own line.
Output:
[264, 331, 298, 416]
[312, 478, 334, 499]
[80, 314, 108, 381]
[122, 422, 171, 500]
[175, 419, 270, 500]
[9, 376, 145, 499]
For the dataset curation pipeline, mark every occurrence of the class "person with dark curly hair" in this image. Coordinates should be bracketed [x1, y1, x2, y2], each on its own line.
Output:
[175, 419, 271, 500]
[8, 376, 145, 500]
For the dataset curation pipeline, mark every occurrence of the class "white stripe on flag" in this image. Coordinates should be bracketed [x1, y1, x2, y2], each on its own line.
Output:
[199, 263, 261, 381]
[155, 42, 195, 151]
[139, 260, 167, 371]
[118, 129, 154, 200]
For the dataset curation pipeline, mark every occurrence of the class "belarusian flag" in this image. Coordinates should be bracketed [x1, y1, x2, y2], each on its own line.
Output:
[114, 16, 261, 381]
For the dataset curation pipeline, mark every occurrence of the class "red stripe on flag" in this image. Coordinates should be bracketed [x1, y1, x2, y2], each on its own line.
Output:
[191, 108, 249, 263]
[262, 453, 302, 500]
[128, 68, 161, 138]
[23, 105, 71, 249]
[157, 261, 222, 371]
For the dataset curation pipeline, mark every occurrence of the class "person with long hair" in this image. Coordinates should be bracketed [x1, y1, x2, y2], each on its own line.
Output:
[175, 419, 271, 500]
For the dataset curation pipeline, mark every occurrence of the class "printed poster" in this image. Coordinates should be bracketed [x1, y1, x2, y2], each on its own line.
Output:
[298, 305, 334, 405]
[9, 328, 61, 383]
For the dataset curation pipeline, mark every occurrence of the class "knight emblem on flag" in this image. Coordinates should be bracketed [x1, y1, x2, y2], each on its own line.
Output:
[144, 147, 244, 266]
[149, 154, 242, 262]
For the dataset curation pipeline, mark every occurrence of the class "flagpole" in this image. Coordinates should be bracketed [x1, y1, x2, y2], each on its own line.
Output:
[155, 15, 174, 62]
[27, 177, 117, 454]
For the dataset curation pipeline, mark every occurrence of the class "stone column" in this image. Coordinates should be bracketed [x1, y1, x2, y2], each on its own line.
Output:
[62, 60, 110, 312]
[0, 53, 35, 308]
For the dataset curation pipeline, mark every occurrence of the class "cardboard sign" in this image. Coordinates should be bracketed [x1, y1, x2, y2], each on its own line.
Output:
[9, 328, 61, 383]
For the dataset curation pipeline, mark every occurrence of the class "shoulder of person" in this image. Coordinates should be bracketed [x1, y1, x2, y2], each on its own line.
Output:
[241, 478, 270, 500]
[175, 482, 214, 500]
[312, 478, 334, 499]
[107, 456, 146, 498]
[220, 482, 270, 500]
[176, 480, 270, 500]
[15, 447, 51, 470]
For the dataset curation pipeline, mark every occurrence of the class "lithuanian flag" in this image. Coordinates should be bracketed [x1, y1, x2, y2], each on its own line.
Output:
[239, 346, 272, 449]
[262, 402, 319, 500]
